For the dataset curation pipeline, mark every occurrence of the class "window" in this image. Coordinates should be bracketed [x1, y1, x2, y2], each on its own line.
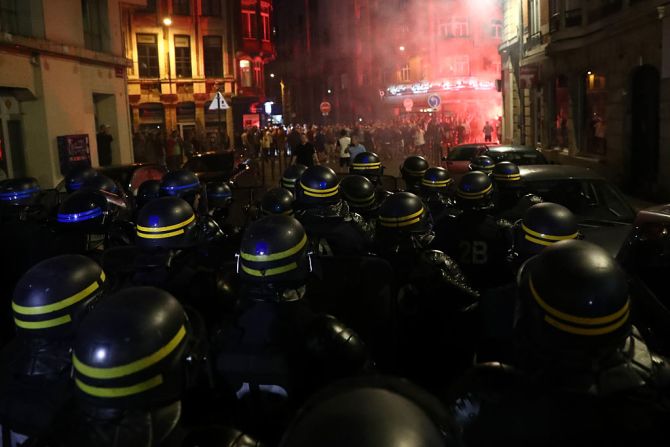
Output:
[240, 59, 252, 87]
[82, 0, 104, 51]
[174, 35, 192, 78]
[253, 60, 262, 87]
[400, 63, 411, 82]
[137, 33, 159, 78]
[201, 0, 220, 16]
[203, 36, 223, 77]
[261, 12, 270, 41]
[0, 0, 18, 33]
[140, 0, 156, 13]
[528, 0, 540, 36]
[565, 0, 582, 27]
[549, 0, 560, 31]
[172, 0, 190, 16]
[439, 17, 469, 38]
[242, 9, 257, 39]
[490, 19, 502, 38]
[442, 56, 470, 76]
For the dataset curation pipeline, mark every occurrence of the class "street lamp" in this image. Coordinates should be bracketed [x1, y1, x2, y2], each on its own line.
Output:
[162, 17, 172, 94]
[399, 45, 405, 52]
[270, 73, 276, 78]
[327, 89, 332, 94]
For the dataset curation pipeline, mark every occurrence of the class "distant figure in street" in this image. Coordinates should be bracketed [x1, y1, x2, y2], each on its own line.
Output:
[96, 124, 113, 166]
[483, 121, 494, 143]
[293, 133, 319, 167]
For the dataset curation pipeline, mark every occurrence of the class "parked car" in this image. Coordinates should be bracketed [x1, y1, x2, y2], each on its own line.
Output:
[483, 145, 548, 165]
[442, 143, 491, 176]
[55, 163, 166, 197]
[518, 165, 635, 256]
[183, 151, 236, 183]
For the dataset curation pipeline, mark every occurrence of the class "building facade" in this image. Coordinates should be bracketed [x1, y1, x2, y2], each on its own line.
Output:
[125, 0, 275, 146]
[501, 0, 670, 200]
[0, 0, 143, 187]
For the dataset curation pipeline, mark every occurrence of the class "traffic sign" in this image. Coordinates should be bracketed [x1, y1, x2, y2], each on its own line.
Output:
[320, 101, 332, 116]
[403, 98, 414, 112]
[208, 92, 229, 110]
[428, 94, 441, 109]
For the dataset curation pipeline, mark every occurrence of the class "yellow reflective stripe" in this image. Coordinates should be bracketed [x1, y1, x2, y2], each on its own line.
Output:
[136, 214, 195, 233]
[75, 375, 163, 398]
[422, 180, 450, 187]
[300, 182, 339, 195]
[529, 277, 630, 326]
[379, 208, 424, 223]
[494, 174, 521, 181]
[544, 311, 630, 336]
[304, 189, 339, 198]
[14, 314, 72, 329]
[524, 234, 555, 247]
[379, 217, 421, 228]
[12, 272, 105, 316]
[352, 163, 382, 168]
[457, 184, 493, 198]
[137, 229, 185, 239]
[402, 168, 427, 176]
[73, 325, 187, 379]
[522, 224, 578, 242]
[241, 262, 298, 277]
[241, 234, 307, 262]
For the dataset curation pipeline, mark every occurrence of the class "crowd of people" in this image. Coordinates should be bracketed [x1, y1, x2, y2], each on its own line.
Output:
[0, 146, 668, 446]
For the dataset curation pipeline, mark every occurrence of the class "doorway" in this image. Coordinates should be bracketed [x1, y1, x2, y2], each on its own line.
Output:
[629, 65, 660, 197]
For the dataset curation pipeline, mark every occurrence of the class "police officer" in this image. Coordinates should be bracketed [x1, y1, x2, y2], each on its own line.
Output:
[280, 164, 308, 193]
[419, 167, 455, 221]
[349, 152, 385, 189]
[260, 187, 295, 217]
[491, 161, 542, 221]
[35, 286, 212, 446]
[374, 192, 478, 388]
[0, 255, 106, 443]
[63, 165, 98, 193]
[445, 240, 670, 446]
[280, 377, 461, 447]
[339, 175, 382, 223]
[206, 182, 234, 224]
[0, 177, 43, 223]
[135, 179, 161, 212]
[212, 215, 368, 444]
[160, 169, 205, 214]
[469, 155, 495, 175]
[400, 155, 429, 194]
[294, 165, 372, 256]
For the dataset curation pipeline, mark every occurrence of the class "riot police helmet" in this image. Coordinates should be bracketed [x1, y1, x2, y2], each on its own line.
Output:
[136, 179, 161, 210]
[81, 174, 120, 195]
[206, 182, 233, 209]
[260, 187, 295, 216]
[492, 162, 522, 189]
[455, 171, 494, 211]
[400, 155, 429, 181]
[421, 167, 453, 195]
[12, 254, 106, 339]
[281, 164, 308, 191]
[350, 152, 383, 178]
[160, 169, 201, 206]
[340, 175, 376, 212]
[238, 215, 310, 286]
[375, 192, 434, 253]
[469, 155, 495, 174]
[64, 166, 98, 193]
[0, 177, 41, 206]
[517, 240, 631, 353]
[295, 165, 340, 207]
[135, 196, 199, 250]
[72, 287, 195, 409]
[516, 202, 579, 259]
[57, 189, 111, 232]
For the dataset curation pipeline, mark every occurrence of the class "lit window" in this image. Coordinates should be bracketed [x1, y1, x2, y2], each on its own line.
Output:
[254, 60, 262, 87]
[242, 9, 257, 39]
[240, 59, 252, 87]
[261, 12, 270, 41]
[490, 19, 502, 39]
[137, 33, 159, 78]
[400, 63, 411, 82]
[529, 0, 540, 35]
[174, 35, 192, 78]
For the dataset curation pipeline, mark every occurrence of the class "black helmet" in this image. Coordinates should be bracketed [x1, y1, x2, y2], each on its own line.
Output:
[295, 165, 340, 207]
[469, 155, 495, 173]
[160, 169, 201, 201]
[516, 202, 579, 259]
[456, 171, 494, 211]
[12, 255, 105, 338]
[517, 240, 630, 352]
[350, 152, 383, 178]
[81, 174, 120, 195]
[64, 166, 98, 193]
[281, 164, 308, 190]
[72, 287, 194, 409]
[260, 187, 295, 216]
[206, 182, 233, 209]
[238, 215, 310, 285]
[136, 179, 161, 210]
[400, 155, 429, 180]
[421, 167, 453, 194]
[0, 177, 40, 206]
[135, 196, 198, 249]
[340, 175, 376, 212]
[280, 377, 457, 447]
[377, 192, 431, 234]
[57, 189, 111, 231]
[492, 161, 522, 188]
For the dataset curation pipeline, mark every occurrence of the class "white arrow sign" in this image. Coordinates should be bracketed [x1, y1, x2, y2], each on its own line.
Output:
[209, 91, 230, 110]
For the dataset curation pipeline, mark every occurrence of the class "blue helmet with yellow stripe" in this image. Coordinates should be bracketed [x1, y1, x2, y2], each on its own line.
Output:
[340, 175, 377, 212]
[12, 255, 105, 338]
[350, 152, 383, 179]
[517, 240, 630, 352]
[238, 215, 310, 285]
[420, 167, 453, 195]
[375, 193, 433, 254]
[72, 287, 194, 408]
[295, 166, 340, 207]
[469, 155, 495, 174]
[515, 202, 579, 261]
[492, 161, 522, 188]
[456, 171, 494, 211]
[135, 196, 198, 249]
[281, 164, 308, 191]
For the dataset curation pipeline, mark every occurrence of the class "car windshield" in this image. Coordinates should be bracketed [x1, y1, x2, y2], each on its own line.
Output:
[524, 179, 635, 223]
[447, 146, 479, 161]
[487, 150, 547, 165]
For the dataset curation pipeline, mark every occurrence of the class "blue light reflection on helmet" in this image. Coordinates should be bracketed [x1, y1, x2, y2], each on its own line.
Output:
[160, 182, 200, 194]
[57, 207, 103, 223]
[0, 187, 40, 201]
